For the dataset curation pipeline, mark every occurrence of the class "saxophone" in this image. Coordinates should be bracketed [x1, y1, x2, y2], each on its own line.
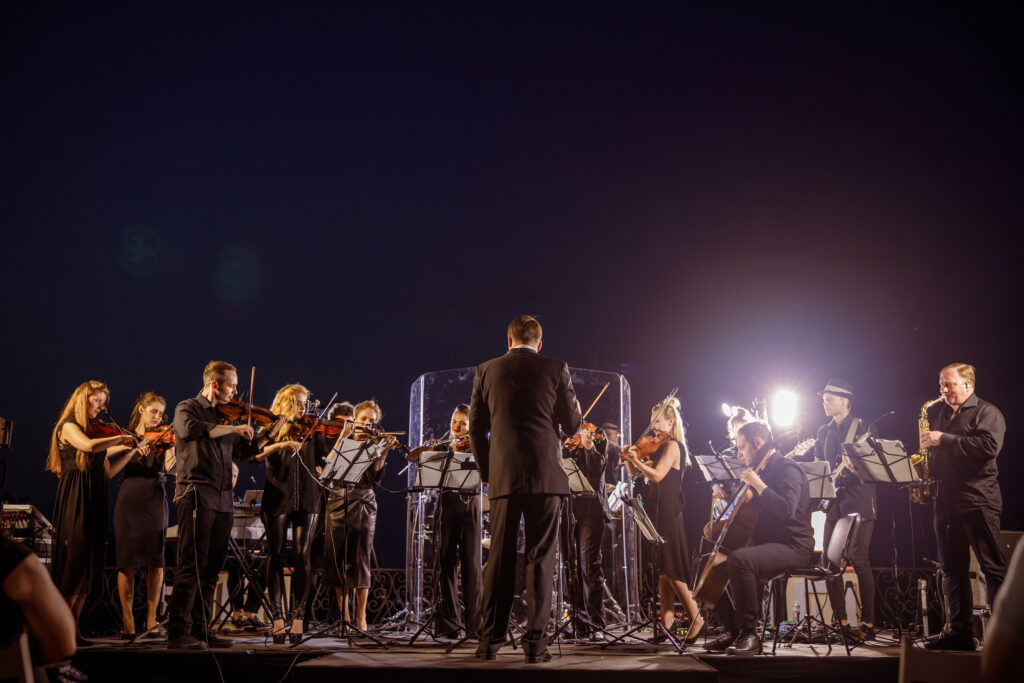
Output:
[909, 397, 944, 504]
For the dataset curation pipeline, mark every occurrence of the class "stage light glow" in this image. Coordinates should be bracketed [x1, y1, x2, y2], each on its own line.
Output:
[770, 389, 798, 428]
[721, 402, 734, 417]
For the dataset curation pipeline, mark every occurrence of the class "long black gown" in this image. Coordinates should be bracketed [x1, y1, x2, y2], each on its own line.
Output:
[647, 438, 691, 584]
[51, 419, 108, 595]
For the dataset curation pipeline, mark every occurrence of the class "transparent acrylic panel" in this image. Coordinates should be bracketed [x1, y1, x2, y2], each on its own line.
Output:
[403, 366, 635, 626]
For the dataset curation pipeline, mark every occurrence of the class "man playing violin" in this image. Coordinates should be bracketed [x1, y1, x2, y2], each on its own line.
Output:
[564, 425, 610, 641]
[167, 361, 290, 650]
[407, 404, 482, 639]
[703, 421, 813, 655]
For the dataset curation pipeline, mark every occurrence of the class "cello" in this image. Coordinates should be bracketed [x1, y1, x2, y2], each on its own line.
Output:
[692, 438, 778, 607]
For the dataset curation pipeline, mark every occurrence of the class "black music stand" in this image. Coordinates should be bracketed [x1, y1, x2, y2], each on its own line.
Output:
[410, 449, 480, 645]
[841, 439, 918, 486]
[292, 437, 388, 648]
[602, 496, 683, 653]
[800, 461, 837, 502]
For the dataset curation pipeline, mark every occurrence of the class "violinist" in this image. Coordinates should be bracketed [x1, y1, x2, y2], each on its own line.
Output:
[261, 384, 326, 644]
[407, 404, 481, 639]
[564, 423, 610, 641]
[167, 361, 285, 650]
[114, 392, 176, 640]
[702, 421, 812, 655]
[46, 381, 144, 644]
[323, 400, 397, 633]
[621, 397, 703, 643]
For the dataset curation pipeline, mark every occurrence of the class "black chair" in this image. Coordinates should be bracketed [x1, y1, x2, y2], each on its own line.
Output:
[761, 512, 860, 655]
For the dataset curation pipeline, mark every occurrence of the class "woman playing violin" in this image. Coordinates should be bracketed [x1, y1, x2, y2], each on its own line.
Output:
[113, 391, 177, 639]
[46, 381, 147, 643]
[260, 384, 324, 643]
[323, 400, 398, 633]
[621, 397, 703, 642]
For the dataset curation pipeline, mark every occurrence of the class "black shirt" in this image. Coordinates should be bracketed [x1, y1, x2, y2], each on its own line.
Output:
[814, 414, 877, 521]
[263, 433, 329, 516]
[173, 393, 261, 512]
[567, 438, 611, 521]
[751, 451, 814, 552]
[932, 393, 1005, 516]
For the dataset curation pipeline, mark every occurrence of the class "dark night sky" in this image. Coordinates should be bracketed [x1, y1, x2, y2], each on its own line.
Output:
[2, 2, 1021, 569]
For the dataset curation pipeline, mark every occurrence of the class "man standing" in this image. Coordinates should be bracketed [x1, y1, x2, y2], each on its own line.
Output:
[702, 421, 814, 655]
[469, 316, 583, 663]
[167, 361, 280, 649]
[920, 363, 1007, 651]
[814, 378, 877, 641]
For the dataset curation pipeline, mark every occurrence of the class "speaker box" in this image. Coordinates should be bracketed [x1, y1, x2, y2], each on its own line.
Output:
[969, 529, 1022, 607]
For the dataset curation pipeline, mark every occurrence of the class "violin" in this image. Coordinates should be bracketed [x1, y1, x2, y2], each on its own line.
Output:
[216, 400, 280, 428]
[564, 421, 606, 451]
[288, 414, 353, 440]
[88, 416, 138, 443]
[142, 424, 176, 448]
[620, 430, 670, 464]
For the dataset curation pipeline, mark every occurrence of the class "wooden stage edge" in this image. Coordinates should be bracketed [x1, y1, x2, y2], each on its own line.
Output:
[69, 632, 904, 683]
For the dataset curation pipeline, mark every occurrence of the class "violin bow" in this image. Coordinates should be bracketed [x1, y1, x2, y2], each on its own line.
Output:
[247, 366, 256, 428]
[634, 386, 679, 443]
[581, 382, 610, 422]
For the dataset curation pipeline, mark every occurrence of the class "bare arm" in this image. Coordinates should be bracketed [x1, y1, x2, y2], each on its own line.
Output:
[59, 422, 132, 454]
[3, 552, 76, 663]
[626, 441, 678, 483]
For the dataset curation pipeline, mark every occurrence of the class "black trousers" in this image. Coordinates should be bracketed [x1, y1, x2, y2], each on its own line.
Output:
[570, 509, 606, 632]
[265, 511, 318, 620]
[715, 542, 811, 633]
[479, 494, 562, 656]
[935, 507, 1007, 634]
[168, 494, 232, 640]
[436, 492, 482, 635]
[824, 509, 875, 624]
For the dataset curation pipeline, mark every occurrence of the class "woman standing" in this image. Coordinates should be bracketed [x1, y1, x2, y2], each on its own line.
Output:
[262, 384, 325, 643]
[323, 400, 397, 633]
[46, 381, 141, 643]
[622, 396, 704, 642]
[113, 392, 176, 639]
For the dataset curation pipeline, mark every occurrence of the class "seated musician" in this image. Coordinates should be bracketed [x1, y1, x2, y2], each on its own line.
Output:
[702, 421, 813, 655]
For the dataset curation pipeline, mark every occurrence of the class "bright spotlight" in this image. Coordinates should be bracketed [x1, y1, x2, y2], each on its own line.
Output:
[721, 402, 734, 418]
[770, 389, 798, 428]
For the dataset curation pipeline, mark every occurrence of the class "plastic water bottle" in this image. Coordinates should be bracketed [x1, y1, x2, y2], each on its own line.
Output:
[792, 599, 801, 623]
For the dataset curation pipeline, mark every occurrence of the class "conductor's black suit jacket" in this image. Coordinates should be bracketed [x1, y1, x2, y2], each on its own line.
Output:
[468, 347, 583, 500]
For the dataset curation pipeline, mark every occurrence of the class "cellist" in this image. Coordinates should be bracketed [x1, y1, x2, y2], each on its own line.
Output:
[702, 421, 813, 655]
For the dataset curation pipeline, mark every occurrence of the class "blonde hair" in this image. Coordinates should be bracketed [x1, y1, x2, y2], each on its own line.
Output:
[270, 384, 310, 441]
[47, 381, 109, 476]
[353, 400, 383, 424]
[127, 392, 167, 432]
[941, 363, 976, 385]
[652, 396, 692, 467]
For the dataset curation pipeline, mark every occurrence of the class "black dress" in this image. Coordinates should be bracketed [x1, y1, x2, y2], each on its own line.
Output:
[113, 444, 169, 568]
[51, 419, 108, 595]
[647, 438, 691, 584]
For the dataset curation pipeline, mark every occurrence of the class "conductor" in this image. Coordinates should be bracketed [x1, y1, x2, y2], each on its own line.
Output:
[469, 315, 583, 663]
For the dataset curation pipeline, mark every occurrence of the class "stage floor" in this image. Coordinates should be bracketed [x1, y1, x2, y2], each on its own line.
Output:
[69, 628, 904, 683]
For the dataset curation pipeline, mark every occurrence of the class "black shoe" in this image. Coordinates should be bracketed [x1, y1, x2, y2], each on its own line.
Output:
[525, 651, 552, 663]
[289, 632, 306, 645]
[925, 631, 976, 651]
[475, 649, 498, 661]
[726, 631, 762, 656]
[205, 634, 233, 649]
[75, 637, 96, 648]
[703, 631, 736, 652]
[167, 635, 207, 650]
[120, 631, 137, 642]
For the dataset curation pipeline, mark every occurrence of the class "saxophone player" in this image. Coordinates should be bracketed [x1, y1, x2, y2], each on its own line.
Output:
[920, 363, 1008, 651]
